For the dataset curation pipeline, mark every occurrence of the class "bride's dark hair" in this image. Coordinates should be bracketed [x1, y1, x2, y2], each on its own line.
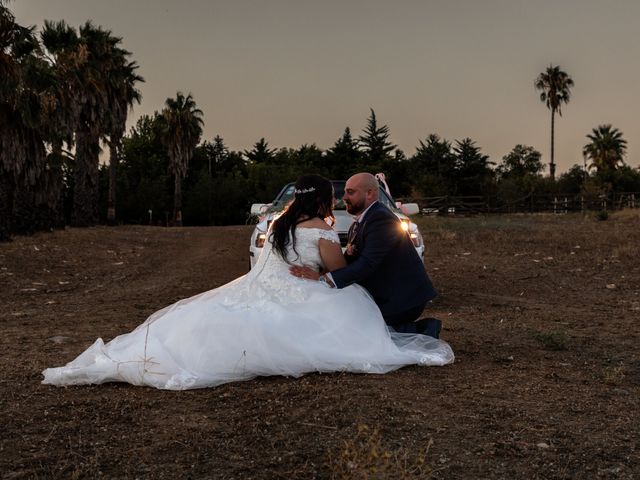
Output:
[270, 174, 335, 262]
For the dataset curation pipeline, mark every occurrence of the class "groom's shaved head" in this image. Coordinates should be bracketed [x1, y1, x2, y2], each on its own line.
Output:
[350, 173, 380, 194]
[343, 172, 379, 215]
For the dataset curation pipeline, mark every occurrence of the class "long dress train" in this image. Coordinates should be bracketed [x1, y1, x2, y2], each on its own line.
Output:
[42, 228, 454, 390]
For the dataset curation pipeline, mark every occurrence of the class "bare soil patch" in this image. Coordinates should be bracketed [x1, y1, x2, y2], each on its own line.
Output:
[1, 212, 639, 479]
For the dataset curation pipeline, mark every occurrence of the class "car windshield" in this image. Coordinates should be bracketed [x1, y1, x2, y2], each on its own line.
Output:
[269, 181, 395, 211]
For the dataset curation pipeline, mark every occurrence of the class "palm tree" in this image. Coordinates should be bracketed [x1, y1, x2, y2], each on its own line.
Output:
[157, 92, 204, 226]
[72, 22, 127, 227]
[583, 124, 627, 173]
[1, 2, 26, 239]
[0, 4, 50, 239]
[40, 20, 82, 229]
[43, 21, 141, 227]
[534, 64, 574, 180]
[42, 21, 129, 227]
[105, 56, 143, 225]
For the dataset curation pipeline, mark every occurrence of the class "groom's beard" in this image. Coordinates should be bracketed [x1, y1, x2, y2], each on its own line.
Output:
[345, 199, 365, 216]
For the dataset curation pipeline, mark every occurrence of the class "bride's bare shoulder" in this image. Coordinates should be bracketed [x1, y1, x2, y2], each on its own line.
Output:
[297, 218, 332, 231]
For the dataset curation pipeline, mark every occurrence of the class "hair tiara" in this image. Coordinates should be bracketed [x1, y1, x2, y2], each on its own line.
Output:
[294, 187, 316, 194]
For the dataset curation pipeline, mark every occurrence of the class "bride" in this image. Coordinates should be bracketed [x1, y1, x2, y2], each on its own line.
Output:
[42, 175, 454, 390]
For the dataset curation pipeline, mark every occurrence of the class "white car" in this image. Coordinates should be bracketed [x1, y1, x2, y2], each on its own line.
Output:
[249, 180, 424, 268]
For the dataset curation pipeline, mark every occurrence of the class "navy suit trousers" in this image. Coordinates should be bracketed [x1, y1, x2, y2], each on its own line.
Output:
[383, 302, 426, 333]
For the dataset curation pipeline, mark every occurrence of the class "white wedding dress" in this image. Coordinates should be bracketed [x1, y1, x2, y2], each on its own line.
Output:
[42, 228, 454, 390]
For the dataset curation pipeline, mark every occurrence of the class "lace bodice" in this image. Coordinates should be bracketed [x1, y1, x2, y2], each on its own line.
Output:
[261, 227, 340, 273]
[221, 227, 340, 308]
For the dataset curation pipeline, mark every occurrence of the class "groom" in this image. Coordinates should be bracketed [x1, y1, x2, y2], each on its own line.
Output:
[290, 172, 441, 338]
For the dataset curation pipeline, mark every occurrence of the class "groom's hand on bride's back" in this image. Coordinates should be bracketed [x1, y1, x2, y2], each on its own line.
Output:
[289, 265, 321, 281]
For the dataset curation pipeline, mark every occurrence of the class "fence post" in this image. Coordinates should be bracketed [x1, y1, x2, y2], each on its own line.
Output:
[553, 196, 557, 214]
[581, 196, 585, 213]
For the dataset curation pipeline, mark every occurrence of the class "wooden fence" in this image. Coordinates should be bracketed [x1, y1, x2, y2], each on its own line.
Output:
[401, 192, 639, 215]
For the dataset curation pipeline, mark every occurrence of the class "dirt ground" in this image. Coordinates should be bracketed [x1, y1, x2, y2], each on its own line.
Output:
[1, 212, 639, 479]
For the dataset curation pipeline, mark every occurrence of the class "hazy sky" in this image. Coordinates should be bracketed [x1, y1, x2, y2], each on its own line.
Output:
[13, 0, 640, 173]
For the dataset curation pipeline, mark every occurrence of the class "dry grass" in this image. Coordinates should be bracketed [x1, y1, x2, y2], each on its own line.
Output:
[610, 209, 640, 221]
[603, 365, 626, 386]
[328, 425, 434, 480]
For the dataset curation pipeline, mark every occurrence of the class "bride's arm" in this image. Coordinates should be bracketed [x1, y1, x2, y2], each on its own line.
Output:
[318, 238, 347, 272]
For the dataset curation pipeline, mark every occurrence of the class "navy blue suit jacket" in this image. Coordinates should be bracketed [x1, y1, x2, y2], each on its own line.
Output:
[330, 202, 437, 318]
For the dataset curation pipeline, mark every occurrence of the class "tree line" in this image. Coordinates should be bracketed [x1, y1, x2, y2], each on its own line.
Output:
[112, 109, 639, 225]
[2, 4, 639, 240]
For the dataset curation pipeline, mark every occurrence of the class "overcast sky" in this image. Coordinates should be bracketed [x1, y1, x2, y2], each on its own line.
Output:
[12, 0, 640, 173]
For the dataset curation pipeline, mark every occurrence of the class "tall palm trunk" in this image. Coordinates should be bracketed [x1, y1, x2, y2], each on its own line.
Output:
[11, 133, 47, 235]
[173, 173, 182, 227]
[0, 170, 13, 241]
[72, 129, 100, 227]
[107, 137, 120, 225]
[550, 109, 556, 180]
[48, 140, 66, 229]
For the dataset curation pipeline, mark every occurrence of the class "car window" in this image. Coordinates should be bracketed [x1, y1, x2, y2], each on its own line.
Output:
[333, 182, 345, 210]
[270, 185, 294, 209]
[377, 189, 395, 209]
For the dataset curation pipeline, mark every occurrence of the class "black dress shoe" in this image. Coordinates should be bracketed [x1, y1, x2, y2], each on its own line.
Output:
[415, 317, 442, 339]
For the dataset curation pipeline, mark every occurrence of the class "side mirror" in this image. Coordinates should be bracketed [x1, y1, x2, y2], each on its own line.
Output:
[250, 203, 268, 215]
[400, 203, 420, 215]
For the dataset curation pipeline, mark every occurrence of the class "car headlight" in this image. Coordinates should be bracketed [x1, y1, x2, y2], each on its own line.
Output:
[409, 231, 422, 248]
[402, 221, 423, 248]
[255, 232, 267, 248]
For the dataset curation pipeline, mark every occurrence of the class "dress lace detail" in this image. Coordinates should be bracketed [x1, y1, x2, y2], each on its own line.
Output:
[42, 226, 454, 390]
[220, 227, 333, 309]
[316, 228, 340, 244]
